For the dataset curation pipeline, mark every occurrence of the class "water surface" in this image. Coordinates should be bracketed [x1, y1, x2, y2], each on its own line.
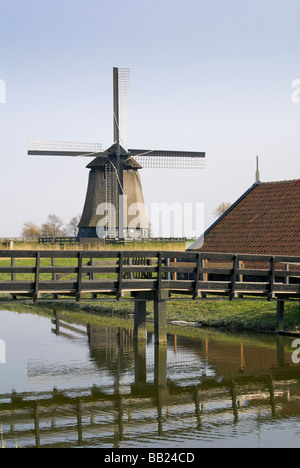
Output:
[0, 309, 299, 448]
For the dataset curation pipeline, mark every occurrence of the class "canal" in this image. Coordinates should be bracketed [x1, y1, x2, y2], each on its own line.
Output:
[0, 308, 299, 448]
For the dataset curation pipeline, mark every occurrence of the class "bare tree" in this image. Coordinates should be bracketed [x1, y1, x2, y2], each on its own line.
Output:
[22, 222, 41, 240]
[214, 202, 232, 218]
[41, 214, 66, 238]
[67, 215, 80, 237]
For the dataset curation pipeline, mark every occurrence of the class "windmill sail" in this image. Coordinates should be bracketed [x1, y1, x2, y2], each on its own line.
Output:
[28, 139, 103, 157]
[113, 67, 130, 148]
[127, 149, 206, 169]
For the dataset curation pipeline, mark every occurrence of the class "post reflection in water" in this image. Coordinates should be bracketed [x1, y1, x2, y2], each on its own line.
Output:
[0, 310, 300, 448]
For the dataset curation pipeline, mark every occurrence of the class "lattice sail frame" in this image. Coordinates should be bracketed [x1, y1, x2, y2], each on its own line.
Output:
[127, 149, 206, 169]
[117, 68, 130, 148]
[133, 154, 205, 169]
[28, 139, 102, 155]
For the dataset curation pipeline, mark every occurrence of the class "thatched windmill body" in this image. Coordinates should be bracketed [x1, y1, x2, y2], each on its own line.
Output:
[28, 68, 205, 239]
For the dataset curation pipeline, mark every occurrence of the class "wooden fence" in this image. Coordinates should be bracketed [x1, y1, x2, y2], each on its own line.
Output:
[0, 250, 299, 302]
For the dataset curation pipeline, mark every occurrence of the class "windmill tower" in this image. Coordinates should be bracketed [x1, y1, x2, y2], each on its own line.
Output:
[28, 68, 206, 240]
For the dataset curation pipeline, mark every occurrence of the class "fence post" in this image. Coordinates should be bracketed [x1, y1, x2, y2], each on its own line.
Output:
[89, 257, 97, 299]
[165, 257, 171, 281]
[237, 260, 244, 298]
[157, 252, 162, 299]
[284, 264, 290, 285]
[238, 260, 244, 283]
[193, 252, 201, 299]
[117, 252, 124, 301]
[34, 251, 41, 303]
[89, 257, 95, 281]
[76, 252, 83, 302]
[230, 255, 238, 300]
[268, 256, 276, 301]
[201, 258, 207, 298]
[51, 256, 58, 300]
[11, 256, 16, 301]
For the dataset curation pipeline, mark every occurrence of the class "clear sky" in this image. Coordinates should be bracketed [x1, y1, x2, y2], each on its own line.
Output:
[0, 0, 299, 237]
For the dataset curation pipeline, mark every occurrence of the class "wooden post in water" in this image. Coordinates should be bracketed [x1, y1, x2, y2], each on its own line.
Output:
[154, 295, 167, 345]
[154, 253, 168, 345]
[277, 299, 285, 332]
[134, 298, 147, 342]
[134, 341, 147, 384]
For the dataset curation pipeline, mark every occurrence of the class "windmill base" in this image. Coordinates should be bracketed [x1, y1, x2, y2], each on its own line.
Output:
[77, 227, 99, 239]
[77, 226, 150, 241]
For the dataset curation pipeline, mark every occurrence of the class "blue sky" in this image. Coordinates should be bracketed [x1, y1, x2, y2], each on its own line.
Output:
[0, 0, 299, 237]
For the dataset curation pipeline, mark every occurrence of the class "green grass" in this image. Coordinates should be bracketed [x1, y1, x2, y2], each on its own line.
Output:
[165, 298, 300, 333]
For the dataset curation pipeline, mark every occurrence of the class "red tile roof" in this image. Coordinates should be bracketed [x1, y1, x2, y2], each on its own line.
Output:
[193, 180, 300, 256]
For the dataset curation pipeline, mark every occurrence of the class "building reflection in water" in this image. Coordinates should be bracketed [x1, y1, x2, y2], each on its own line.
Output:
[0, 311, 299, 448]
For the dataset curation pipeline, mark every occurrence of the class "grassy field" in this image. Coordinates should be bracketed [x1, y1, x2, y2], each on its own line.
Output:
[0, 240, 189, 251]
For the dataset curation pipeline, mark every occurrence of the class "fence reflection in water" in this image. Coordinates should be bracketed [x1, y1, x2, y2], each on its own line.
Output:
[0, 312, 299, 448]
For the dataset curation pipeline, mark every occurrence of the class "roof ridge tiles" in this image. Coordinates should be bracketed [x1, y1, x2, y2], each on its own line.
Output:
[260, 179, 300, 185]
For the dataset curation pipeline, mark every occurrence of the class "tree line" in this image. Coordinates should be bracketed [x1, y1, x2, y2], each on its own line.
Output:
[21, 214, 81, 240]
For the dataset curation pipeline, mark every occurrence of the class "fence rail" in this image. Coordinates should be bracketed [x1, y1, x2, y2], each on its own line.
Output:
[0, 250, 299, 302]
[37, 237, 191, 245]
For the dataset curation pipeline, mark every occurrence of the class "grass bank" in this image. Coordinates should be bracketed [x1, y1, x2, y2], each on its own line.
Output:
[2, 296, 297, 335]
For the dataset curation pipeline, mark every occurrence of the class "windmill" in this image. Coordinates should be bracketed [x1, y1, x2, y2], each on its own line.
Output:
[28, 68, 206, 240]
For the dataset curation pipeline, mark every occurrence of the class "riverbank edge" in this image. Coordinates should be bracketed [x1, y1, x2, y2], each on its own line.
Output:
[1, 296, 299, 337]
[59, 300, 300, 337]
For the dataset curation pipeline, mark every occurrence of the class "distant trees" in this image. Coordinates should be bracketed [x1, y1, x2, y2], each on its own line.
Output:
[66, 215, 81, 237]
[214, 202, 232, 218]
[21, 214, 81, 240]
[41, 214, 65, 238]
[22, 222, 41, 240]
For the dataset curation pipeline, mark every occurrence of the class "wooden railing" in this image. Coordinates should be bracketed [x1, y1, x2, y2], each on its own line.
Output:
[0, 250, 299, 302]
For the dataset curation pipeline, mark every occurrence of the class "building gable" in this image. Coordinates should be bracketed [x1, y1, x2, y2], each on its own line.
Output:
[189, 179, 300, 256]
